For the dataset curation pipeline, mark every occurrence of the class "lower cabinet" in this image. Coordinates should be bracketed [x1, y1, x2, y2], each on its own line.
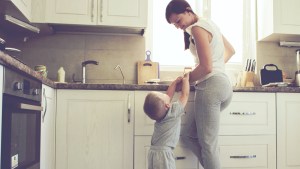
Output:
[56, 90, 134, 169]
[134, 91, 276, 169]
[135, 135, 276, 169]
[277, 93, 300, 169]
[218, 135, 276, 169]
[40, 85, 56, 169]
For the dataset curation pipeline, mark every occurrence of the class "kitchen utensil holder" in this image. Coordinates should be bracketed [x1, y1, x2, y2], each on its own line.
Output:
[241, 71, 255, 87]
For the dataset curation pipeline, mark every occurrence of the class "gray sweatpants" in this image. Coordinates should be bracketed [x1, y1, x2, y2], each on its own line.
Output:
[148, 146, 175, 169]
[181, 73, 233, 169]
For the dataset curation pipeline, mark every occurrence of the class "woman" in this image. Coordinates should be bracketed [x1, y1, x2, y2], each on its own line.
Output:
[165, 0, 235, 168]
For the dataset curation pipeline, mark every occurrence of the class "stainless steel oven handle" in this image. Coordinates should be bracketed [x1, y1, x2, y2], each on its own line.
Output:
[19, 103, 43, 111]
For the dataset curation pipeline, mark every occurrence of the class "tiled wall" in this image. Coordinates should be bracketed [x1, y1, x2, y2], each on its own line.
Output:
[7, 33, 145, 84]
[2, 32, 300, 85]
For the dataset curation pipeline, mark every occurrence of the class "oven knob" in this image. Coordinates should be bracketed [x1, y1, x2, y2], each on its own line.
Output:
[32, 89, 40, 96]
[14, 82, 23, 91]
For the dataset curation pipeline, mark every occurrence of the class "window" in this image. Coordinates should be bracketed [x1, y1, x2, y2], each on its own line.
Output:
[147, 0, 257, 71]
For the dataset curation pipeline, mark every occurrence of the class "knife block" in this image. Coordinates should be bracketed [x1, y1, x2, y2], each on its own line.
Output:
[241, 71, 255, 87]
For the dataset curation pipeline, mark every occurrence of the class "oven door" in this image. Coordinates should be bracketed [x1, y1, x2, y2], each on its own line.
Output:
[1, 93, 42, 169]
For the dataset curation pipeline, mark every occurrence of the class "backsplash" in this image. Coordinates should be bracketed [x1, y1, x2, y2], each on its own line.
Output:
[5, 33, 145, 84]
[1, 31, 300, 85]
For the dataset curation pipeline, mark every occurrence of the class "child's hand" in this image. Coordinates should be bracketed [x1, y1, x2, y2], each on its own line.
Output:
[175, 76, 183, 84]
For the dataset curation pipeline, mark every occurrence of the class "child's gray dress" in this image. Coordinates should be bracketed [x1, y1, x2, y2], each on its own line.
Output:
[148, 101, 185, 169]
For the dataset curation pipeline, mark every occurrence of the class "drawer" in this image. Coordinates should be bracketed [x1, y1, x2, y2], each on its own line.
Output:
[134, 136, 199, 169]
[219, 135, 276, 169]
[134, 91, 195, 135]
[220, 92, 276, 135]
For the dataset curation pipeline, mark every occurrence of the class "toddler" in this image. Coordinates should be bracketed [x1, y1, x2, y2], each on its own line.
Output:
[143, 73, 190, 169]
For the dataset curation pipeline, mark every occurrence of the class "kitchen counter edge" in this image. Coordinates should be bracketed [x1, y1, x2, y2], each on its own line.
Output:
[2, 51, 300, 92]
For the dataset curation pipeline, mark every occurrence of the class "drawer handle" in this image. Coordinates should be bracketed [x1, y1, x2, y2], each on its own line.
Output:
[175, 156, 186, 160]
[230, 155, 256, 159]
[127, 94, 131, 123]
[230, 112, 256, 115]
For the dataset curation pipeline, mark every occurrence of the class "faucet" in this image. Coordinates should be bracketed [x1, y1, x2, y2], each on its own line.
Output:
[114, 64, 125, 84]
[82, 60, 99, 83]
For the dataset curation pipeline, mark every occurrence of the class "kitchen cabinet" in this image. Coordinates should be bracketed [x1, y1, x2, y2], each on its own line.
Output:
[257, 0, 300, 41]
[45, 0, 147, 27]
[40, 84, 56, 169]
[277, 93, 300, 169]
[219, 92, 276, 169]
[56, 90, 134, 169]
[134, 91, 276, 169]
[11, 0, 32, 20]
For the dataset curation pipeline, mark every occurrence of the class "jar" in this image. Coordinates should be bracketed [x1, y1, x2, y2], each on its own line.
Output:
[34, 65, 47, 77]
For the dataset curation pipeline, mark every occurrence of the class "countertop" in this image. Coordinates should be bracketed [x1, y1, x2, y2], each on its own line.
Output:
[2, 51, 300, 92]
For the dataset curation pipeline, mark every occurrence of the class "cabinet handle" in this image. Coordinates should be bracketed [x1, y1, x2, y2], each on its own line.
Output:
[42, 88, 48, 122]
[91, 0, 94, 22]
[230, 112, 256, 115]
[127, 94, 131, 123]
[175, 156, 186, 160]
[230, 155, 256, 159]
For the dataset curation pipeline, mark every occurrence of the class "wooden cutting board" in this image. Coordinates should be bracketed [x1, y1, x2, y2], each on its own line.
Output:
[137, 61, 159, 84]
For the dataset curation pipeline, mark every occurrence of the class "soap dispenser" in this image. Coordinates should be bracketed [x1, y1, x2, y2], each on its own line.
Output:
[57, 67, 65, 83]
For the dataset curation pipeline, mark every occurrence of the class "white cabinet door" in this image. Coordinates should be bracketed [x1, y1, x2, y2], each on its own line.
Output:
[45, 0, 147, 27]
[45, 0, 97, 25]
[99, 0, 147, 27]
[277, 93, 300, 169]
[40, 84, 56, 169]
[257, 0, 300, 41]
[11, 0, 32, 20]
[56, 90, 134, 169]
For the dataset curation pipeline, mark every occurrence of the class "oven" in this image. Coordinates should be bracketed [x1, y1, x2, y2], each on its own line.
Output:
[1, 68, 42, 169]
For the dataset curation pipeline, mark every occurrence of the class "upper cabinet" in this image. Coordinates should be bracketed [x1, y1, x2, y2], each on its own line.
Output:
[257, 0, 300, 41]
[44, 0, 147, 27]
[11, 0, 32, 20]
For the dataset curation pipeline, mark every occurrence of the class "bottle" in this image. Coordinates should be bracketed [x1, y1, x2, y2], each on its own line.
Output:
[57, 67, 65, 83]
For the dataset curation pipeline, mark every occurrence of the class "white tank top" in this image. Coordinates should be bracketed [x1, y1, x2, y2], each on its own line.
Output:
[185, 18, 225, 83]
